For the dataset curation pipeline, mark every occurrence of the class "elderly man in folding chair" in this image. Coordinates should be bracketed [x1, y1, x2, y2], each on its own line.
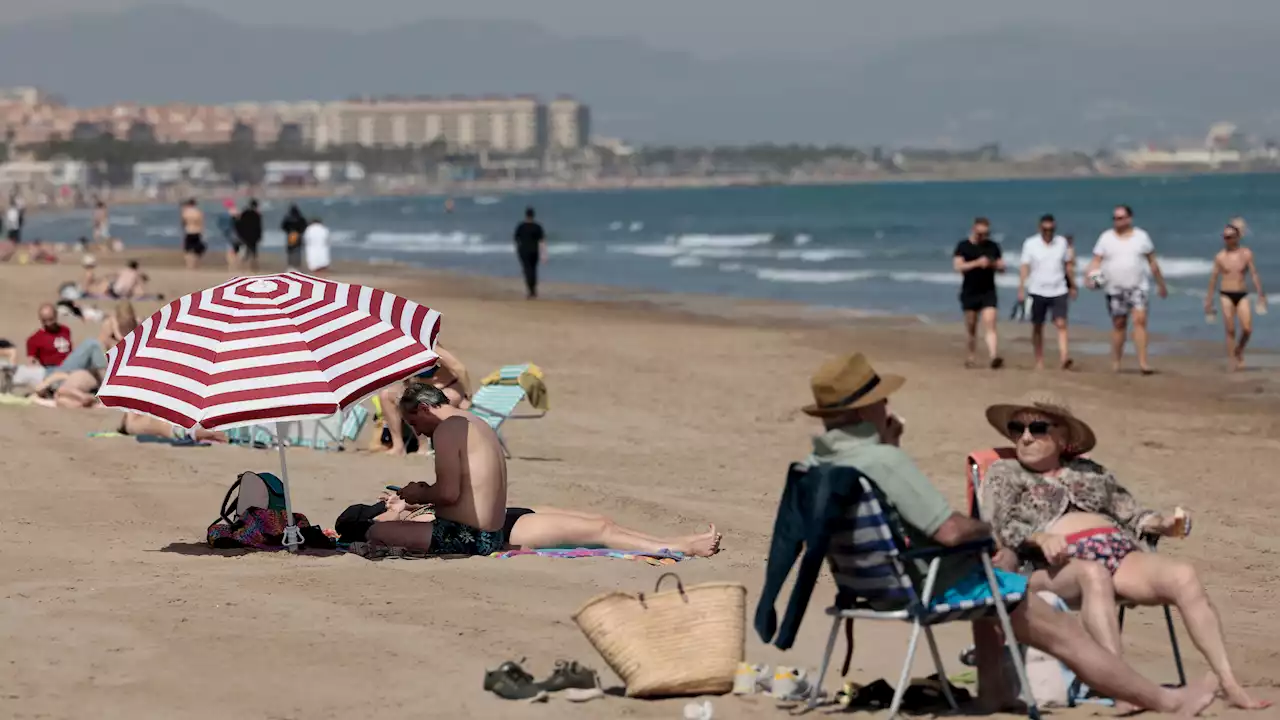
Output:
[756, 353, 1218, 718]
[978, 392, 1269, 711]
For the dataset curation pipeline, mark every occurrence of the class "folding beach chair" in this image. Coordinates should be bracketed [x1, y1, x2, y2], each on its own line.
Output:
[811, 470, 1040, 720]
[470, 364, 546, 458]
[226, 405, 370, 451]
[966, 448, 1187, 688]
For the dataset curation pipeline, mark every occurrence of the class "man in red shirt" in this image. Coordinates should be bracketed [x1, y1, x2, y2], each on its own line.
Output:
[26, 304, 72, 368]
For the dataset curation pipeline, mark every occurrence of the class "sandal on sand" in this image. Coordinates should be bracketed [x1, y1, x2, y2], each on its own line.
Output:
[990, 357, 1005, 370]
[537, 660, 599, 693]
[484, 660, 544, 700]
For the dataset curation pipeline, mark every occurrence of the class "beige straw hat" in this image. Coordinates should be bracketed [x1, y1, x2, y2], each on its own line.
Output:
[984, 392, 1096, 455]
[802, 353, 905, 417]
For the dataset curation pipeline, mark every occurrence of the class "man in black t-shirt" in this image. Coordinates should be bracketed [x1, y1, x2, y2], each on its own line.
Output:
[952, 217, 1005, 369]
[513, 207, 547, 299]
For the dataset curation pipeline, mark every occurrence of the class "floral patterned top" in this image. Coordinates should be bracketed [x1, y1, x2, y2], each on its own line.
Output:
[982, 457, 1156, 551]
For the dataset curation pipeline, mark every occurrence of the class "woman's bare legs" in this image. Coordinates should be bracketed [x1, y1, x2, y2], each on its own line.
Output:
[507, 508, 720, 557]
[1029, 560, 1124, 655]
[1112, 552, 1269, 709]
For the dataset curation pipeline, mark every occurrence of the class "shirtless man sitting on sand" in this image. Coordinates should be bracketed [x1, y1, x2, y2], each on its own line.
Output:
[377, 345, 471, 455]
[1205, 218, 1267, 371]
[366, 383, 721, 557]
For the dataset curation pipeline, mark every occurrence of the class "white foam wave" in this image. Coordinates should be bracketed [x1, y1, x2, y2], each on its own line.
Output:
[144, 226, 180, 238]
[110, 215, 139, 226]
[609, 244, 684, 258]
[755, 268, 877, 284]
[793, 233, 813, 246]
[887, 271, 1020, 288]
[608, 221, 623, 231]
[629, 221, 644, 232]
[670, 233, 773, 248]
[1159, 257, 1215, 277]
[364, 231, 485, 248]
[672, 256, 704, 268]
[775, 249, 867, 262]
[473, 195, 502, 205]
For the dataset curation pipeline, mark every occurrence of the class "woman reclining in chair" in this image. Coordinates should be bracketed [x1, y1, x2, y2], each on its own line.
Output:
[981, 392, 1267, 710]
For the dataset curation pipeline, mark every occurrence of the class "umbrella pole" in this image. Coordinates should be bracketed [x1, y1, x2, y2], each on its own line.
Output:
[276, 422, 304, 553]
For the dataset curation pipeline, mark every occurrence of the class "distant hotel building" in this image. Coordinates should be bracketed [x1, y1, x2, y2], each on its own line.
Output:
[0, 87, 591, 154]
[316, 95, 590, 153]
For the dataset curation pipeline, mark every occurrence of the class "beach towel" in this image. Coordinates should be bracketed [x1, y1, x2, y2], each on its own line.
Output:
[344, 543, 685, 565]
[479, 363, 549, 411]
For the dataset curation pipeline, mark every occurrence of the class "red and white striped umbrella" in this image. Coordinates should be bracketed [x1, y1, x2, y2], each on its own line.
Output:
[98, 271, 442, 429]
[97, 272, 442, 552]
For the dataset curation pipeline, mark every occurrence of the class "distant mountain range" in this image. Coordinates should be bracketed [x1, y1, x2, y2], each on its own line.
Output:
[1, 6, 1277, 148]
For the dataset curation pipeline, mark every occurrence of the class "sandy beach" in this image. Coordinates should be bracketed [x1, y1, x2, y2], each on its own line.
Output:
[1, 250, 1278, 719]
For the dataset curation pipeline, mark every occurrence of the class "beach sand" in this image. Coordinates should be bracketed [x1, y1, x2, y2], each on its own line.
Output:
[1, 251, 1277, 719]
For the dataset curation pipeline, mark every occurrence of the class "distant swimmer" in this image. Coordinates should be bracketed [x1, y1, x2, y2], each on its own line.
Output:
[952, 216, 1005, 369]
[444, 198, 455, 214]
[513, 206, 547, 300]
[1205, 218, 1267, 371]
[180, 198, 206, 270]
[92, 200, 110, 249]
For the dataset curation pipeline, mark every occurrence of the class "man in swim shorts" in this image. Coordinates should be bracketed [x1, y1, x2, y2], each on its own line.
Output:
[367, 384, 721, 557]
[180, 198, 206, 270]
[1205, 218, 1267, 371]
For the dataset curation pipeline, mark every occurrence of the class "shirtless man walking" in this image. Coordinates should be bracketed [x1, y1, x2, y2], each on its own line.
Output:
[180, 199, 206, 270]
[367, 383, 720, 557]
[1205, 218, 1267, 371]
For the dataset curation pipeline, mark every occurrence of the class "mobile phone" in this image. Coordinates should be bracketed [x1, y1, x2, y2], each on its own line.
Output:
[385, 485, 402, 492]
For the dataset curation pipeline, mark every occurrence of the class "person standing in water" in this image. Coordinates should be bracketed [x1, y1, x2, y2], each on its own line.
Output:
[281, 204, 308, 271]
[180, 198, 205, 270]
[953, 217, 1005, 369]
[91, 200, 110, 250]
[236, 199, 264, 272]
[513, 206, 547, 299]
[1205, 218, 1267, 371]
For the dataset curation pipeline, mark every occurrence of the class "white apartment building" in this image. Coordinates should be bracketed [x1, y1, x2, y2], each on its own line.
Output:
[314, 96, 590, 153]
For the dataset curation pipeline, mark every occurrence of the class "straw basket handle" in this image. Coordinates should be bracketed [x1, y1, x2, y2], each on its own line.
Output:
[638, 572, 689, 608]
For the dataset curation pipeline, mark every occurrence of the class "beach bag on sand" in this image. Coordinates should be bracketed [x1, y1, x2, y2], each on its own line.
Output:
[206, 471, 329, 550]
[572, 573, 746, 698]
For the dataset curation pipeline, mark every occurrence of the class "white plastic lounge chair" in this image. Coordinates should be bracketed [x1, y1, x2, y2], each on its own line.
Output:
[470, 364, 546, 458]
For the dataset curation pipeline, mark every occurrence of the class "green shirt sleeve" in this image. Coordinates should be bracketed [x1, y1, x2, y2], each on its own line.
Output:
[857, 445, 954, 536]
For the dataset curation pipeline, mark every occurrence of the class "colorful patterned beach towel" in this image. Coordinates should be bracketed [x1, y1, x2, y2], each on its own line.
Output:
[343, 543, 686, 565]
[492, 547, 685, 565]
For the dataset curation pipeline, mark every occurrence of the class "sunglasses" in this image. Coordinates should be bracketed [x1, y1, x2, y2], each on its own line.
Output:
[1007, 420, 1055, 437]
[1112, 215, 1128, 221]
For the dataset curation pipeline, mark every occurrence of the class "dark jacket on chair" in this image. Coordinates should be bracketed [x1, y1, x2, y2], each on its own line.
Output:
[755, 462, 865, 650]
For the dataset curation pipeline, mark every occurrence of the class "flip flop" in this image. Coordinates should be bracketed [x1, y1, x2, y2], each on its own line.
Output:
[990, 357, 1005, 369]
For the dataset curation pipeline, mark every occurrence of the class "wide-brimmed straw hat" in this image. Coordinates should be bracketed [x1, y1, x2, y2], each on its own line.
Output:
[802, 353, 905, 417]
[985, 392, 1096, 455]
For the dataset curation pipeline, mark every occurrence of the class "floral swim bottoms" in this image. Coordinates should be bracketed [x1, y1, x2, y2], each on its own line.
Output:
[1065, 527, 1138, 574]
[430, 517, 505, 556]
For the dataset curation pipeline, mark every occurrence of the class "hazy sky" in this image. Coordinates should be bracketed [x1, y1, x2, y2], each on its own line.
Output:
[6, 0, 1280, 57]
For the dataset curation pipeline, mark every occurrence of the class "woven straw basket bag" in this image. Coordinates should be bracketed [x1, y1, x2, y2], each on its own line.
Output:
[572, 573, 747, 698]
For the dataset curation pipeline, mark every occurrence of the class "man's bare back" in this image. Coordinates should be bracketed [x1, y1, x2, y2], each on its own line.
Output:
[181, 206, 204, 235]
[404, 410, 507, 531]
[1215, 247, 1254, 293]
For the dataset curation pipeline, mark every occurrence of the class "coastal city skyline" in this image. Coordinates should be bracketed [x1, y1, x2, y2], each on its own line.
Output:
[0, 5, 1277, 148]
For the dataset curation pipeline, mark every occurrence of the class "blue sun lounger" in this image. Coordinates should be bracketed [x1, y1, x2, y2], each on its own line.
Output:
[470, 364, 546, 458]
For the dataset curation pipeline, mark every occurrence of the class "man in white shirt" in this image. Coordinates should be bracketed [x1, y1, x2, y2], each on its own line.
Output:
[1085, 205, 1168, 374]
[1018, 214, 1076, 370]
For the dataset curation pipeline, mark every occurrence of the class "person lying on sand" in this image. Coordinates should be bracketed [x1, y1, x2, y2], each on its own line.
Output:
[796, 353, 1218, 716]
[981, 392, 1269, 710]
[377, 344, 472, 455]
[114, 413, 228, 443]
[366, 383, 720, 558]
[30, 368, 102, 409]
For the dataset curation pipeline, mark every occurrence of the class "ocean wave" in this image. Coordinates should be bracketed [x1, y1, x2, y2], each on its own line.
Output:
[473, 196, 502, 205]
[755, 268, 877, 284]
[672, 256, 704, 268]
[110, 215, 139, 226]
[669, 233, 774, 248]
[364, 231, 486, 248]
[1158, 257, 1215, 277]
[775, 249, 867, 262]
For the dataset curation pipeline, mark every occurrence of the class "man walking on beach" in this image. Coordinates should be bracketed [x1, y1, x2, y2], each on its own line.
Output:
[179, 199, 205, 270]
[235, 199, 263, 272]
[513, 207, 546, 299]
[788, 352, 1217, 715]
[1205, 218, 1267, 371]
[1018, 214, 1076, 370]
[953, 217, 1005, 369]
[1086, 205, 1167, 374]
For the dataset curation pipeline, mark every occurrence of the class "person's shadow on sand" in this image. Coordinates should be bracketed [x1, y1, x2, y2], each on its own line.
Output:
[155, 542, 341, 558]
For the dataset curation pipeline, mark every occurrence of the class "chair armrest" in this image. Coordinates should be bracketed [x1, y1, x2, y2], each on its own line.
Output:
[901, 538, 996, 560]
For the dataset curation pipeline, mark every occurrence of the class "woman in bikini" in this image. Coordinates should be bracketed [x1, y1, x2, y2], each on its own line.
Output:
[982, 393, 1267, 710]
[376, 344, 471, 455]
